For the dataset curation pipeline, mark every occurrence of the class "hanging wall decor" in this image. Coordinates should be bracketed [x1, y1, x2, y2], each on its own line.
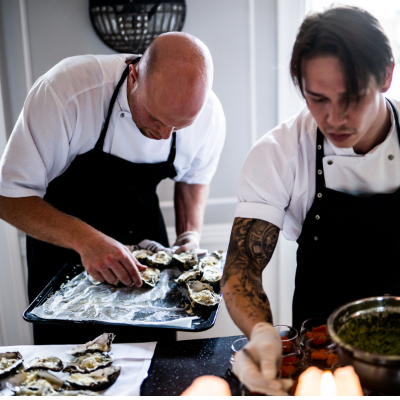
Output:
[89, 0, 186, 54]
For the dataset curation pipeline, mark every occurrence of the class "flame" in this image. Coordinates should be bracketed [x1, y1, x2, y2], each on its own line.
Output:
[321, 371, 337, 396]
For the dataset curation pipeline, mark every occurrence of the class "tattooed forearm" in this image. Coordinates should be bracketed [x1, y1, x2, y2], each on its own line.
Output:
[221, 218, 279, 335]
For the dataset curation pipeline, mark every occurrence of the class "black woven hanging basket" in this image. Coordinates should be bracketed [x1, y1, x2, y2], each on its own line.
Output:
[89, 0, 187, 54]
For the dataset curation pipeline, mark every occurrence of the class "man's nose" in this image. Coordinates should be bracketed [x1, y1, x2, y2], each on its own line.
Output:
[159, 125, 175, 140]
[327, 102, 347, 127]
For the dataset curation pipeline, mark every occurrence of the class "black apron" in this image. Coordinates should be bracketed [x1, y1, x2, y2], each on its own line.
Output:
[27, 58, 178, 344]
[293, 99, 400, 330]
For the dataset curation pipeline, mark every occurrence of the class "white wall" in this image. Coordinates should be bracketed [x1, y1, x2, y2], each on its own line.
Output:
[0, 0, 303, 344]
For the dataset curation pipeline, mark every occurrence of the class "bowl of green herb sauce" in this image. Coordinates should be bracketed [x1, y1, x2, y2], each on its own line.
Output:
[328, 296, 400, 395]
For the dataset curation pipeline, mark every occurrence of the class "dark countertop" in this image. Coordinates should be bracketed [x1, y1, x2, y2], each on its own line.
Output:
[140, 335, 244, 396]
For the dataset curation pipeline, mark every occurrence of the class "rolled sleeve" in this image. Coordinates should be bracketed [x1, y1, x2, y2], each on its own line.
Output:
[234, 133, 293, 229]
[0, 77, 72, 198]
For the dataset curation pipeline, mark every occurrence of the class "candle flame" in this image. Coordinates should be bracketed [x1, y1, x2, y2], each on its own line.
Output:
[321, 371, 337, 396]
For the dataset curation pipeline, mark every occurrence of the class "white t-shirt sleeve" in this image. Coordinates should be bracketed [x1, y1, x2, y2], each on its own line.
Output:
[0, 76, 73, 198]
[175, 91, 226, 185]
[234, 133, 293, 230]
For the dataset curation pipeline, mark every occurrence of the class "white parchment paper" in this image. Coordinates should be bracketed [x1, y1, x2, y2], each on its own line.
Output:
[0, 342, 157, 396]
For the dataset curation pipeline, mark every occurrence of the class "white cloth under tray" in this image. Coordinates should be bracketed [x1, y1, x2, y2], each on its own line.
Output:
[0, 342, 156, 396]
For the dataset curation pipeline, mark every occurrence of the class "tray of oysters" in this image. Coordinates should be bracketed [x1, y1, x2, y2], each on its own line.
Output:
[23, 249, 225, 332]
[1, 333, 120, 396]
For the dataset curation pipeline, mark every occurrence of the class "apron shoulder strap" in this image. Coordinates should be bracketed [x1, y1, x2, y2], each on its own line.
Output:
[95, 57, 141, 151]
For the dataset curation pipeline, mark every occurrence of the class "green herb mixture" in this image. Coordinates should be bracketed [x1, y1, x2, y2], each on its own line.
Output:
[338, 312, 400, 356]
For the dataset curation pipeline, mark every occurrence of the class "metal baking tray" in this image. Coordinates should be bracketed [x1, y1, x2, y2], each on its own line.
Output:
[23, 263, 221, 332]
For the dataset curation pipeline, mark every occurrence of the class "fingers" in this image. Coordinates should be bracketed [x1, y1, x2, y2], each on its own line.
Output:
[115, 253, 143, 287]
[233, 350, 287, 396]
[175, 245, 188, 254]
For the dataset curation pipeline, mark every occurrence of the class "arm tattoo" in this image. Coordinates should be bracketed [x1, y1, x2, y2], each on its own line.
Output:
[222, 218, 279, 324]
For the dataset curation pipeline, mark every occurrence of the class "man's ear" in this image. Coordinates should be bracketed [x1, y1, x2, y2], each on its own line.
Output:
[128, 63, 139, 90]
[381, 62, 395, 93]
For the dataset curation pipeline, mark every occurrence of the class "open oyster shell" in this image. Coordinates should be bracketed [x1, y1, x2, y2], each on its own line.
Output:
[173, 251, 198, 269]
[149, 251, 173, 268]
[0, 352, 23, 378]
[25, 357, 63, 372]
[66, 366, 121, 391]
[132, 250, 154, 266]
[199, 255, 221, 269]
[187, 280, 221, 307]
[140, 267, 160, 287]
[201, 265, 222, 285]
[175, 268, 202, 285]
[7, 370, 65, 395]
[66, 333, 115, 356]
[63, 352, 113, 373]
[211, 250, 224, 260]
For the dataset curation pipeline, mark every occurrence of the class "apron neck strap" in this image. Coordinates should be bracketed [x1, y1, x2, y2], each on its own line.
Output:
[386, 98, 400, 147]
[95, 57, 141, 151]
[167, 132, 177, 165]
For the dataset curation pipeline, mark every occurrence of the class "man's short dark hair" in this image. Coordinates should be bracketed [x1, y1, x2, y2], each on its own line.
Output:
[290, 6, 393, 104]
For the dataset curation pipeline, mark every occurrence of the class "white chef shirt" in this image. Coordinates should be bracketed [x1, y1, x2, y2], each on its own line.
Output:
[235, 98, 400, 241]
[0, 54, 226, 199]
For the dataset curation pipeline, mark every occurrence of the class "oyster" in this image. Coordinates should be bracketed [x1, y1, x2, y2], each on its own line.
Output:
[66, 366, 121, 391]
[25, 357, 63, 372]
[173, 251, 198, 269]
[63, 352, 113, 373]
[175, 268, 202, 285]
[66, 332, 115, 356]
[140, 267, 160, 287]
[199, 255, 221, 269]
[0, 352, 23, 377]
[187, 280, 222, 307]
[212, 250, 224, 260]
[7, 370, 65, 395]
[201, 265, 222, 285]
[132, 249, 153, 266]
[149, 251, 173, 268]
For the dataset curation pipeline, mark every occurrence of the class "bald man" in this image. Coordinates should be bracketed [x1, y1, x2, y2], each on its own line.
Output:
[0, 33, 226, 344]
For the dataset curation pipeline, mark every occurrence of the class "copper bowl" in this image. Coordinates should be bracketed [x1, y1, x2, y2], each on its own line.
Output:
[327, 296, 400, 395]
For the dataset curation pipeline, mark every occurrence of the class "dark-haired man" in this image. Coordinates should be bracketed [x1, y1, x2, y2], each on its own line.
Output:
[222, 6, 397, 394]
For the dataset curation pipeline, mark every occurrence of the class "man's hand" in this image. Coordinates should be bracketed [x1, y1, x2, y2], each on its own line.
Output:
[174, 231, 200, 254]
[78, 232, 147, 287]
[233, 322, 292, 396]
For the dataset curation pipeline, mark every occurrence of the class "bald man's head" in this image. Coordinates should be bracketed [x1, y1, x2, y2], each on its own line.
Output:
[126, 32, 214, 141]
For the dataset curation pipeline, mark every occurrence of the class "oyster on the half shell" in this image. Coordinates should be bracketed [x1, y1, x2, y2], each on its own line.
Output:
[149, 251, 173, 268]
[211, 250, 224, 260]
[66, 333, 115, 356]
[25, 357, 63, 372]
[199, 255, 221, 269]
[140, 267, 160, 287]
[201, 266, 222, 285]
[0, 352, 23, 378]
[66, 366, 121, 391]
[132, 250, 154, 266]
[187, 280, 221, 307]
[173, 251, 198, 269]
[175, 268, 202, 285]
[7, 370, 65, 395]
[63, 352, 113, 373]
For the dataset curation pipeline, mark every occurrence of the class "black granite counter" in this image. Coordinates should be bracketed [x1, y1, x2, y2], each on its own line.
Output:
[140, 335, 244, 396]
